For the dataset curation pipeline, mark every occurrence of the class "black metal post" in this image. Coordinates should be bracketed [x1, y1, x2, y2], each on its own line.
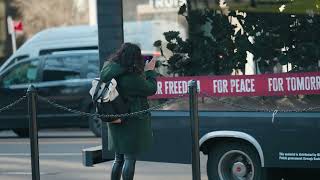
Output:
[188, 80, 201, 180]
[251, 0, 257, 7]
[97, 0, 124, 161]
[97, 0, 124, 70]
[27, 85, 40, 180]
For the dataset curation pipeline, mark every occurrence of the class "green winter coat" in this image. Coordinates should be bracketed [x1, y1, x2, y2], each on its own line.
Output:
[100, 61, 158, 154]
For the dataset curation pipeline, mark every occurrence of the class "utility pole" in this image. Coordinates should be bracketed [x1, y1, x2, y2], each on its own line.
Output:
[6, 16, 16, 53]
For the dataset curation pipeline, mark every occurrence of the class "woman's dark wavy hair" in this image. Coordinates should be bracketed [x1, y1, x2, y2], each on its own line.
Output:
[108, 43, 144, 74]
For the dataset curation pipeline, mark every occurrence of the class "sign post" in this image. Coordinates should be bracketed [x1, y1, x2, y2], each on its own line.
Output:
[189, 80, 201, 180]
[6, 16, 16, 53]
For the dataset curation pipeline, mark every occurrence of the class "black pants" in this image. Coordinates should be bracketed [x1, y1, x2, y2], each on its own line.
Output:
[111, 153, 137, 180]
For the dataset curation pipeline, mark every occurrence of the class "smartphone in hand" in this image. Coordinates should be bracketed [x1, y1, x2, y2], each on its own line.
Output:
[144, 58, 157, 71]
[144, 55, 153, 64]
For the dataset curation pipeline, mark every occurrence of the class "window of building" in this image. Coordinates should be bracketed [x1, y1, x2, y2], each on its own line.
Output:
[122, 0, 187, 53]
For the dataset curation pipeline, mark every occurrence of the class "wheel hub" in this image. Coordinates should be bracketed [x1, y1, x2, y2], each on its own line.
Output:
[232, 161, 247, 177]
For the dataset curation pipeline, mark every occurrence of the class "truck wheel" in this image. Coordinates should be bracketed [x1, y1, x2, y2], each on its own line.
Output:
[207, 141, 265, 180]
[88, 107, 102, 137]
[13, 129, 29, 138]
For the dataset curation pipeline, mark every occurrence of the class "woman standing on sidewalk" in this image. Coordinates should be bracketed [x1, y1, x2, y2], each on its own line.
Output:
[100, 43, 158, 180]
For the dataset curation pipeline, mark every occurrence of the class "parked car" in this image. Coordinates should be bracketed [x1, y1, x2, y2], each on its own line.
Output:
[0, 25, 161, 72]
[0, 26, 99, 72]
[0, 51, 159, 137]
[0, 51, 99, 136]
[0, 25, 161, 137]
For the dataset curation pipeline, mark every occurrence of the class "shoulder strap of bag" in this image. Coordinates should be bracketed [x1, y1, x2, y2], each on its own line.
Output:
[99, 81, 111, 101]
[92, 80, 102, 102]
[93, 80, 111, 102]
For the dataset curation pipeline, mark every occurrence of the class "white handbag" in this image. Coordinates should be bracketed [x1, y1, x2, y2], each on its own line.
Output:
[89, 78, 119, 103]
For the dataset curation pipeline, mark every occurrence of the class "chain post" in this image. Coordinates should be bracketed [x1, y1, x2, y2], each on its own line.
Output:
[188, 80, 201, 180]
[27, 85, 40, 180]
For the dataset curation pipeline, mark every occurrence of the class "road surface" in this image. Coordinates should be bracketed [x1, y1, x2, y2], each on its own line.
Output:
[0, 129, 208, 180]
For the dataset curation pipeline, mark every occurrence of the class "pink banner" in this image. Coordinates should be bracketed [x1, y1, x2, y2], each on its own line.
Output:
[150, 72, 320, 99]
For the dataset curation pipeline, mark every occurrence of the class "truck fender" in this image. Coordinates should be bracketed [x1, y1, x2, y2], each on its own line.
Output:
[199, 130, 265, 167]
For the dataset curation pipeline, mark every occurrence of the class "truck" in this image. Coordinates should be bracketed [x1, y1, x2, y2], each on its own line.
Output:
[138, 110, 320, 180]
[87, 1, 320, 179]
[84, 72, 320, 180]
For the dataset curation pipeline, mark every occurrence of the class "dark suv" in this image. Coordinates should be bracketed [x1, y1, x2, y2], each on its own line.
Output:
[0, 51, 102, 137]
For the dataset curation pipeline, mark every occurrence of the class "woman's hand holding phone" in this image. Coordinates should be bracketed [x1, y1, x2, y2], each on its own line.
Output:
[144, 58, 156, 71]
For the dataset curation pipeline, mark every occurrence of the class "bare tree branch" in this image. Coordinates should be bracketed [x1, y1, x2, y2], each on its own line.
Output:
[11, 0, 88, 38]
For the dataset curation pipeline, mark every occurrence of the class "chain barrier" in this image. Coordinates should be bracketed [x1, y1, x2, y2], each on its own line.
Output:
[0, 95, 27, 113]
[38, 94, 188, 119]
[1, 92, 320, 116]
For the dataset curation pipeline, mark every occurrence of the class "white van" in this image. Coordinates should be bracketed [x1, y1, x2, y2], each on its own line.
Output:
[0, 23, 164, 72]
[0, 25, 99, 72]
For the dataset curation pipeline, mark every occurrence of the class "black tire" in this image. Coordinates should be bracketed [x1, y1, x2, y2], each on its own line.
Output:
[88, 107, 102, 137]
[207, 141, 266, 180]
[13, 129, 29, 138]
